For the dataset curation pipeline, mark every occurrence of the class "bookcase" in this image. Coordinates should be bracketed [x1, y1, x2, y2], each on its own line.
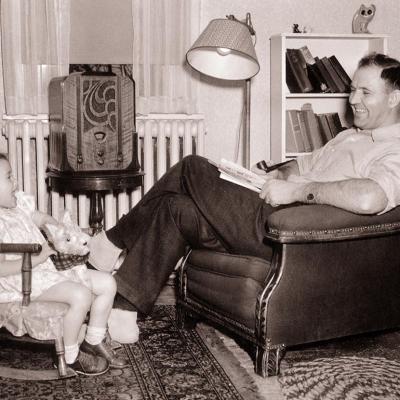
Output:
[270, 33, 389, 162]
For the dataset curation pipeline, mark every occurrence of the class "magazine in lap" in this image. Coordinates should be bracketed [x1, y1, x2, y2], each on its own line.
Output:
[210, 159, 266, 193]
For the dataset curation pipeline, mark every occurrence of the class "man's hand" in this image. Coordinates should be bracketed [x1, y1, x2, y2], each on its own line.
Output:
[260, 178, 303, 207]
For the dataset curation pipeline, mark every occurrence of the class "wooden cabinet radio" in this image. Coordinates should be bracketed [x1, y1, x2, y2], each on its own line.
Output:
[48, 73, 140, 173]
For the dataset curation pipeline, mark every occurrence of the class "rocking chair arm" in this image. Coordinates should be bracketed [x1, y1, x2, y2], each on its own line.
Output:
[0, 243, 42, 306]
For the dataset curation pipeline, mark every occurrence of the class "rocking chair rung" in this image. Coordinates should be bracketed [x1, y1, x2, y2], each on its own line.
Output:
[0, 366, 77, 380]
[0, 331, 53, 345]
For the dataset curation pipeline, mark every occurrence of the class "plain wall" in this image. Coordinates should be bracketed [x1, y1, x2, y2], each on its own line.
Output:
[199, 0, 400, 165]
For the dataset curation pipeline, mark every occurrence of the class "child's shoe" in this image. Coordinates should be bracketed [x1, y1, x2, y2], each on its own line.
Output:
[80, 339, 129, 368]
[69, 350, 109, 376]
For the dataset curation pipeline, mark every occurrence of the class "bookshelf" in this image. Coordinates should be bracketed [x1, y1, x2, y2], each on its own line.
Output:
[270, 33, 389, 162]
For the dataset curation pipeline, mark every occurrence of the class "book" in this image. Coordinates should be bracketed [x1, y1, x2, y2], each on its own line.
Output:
[296, 109, 312, 152]
[215, 159, 266, 192]
[325, 112, 343, 137]
[316, 114, 334, 143]
[331, 112, 346, 133]
[329, 55, 351, 92]
[286, 52, 301, 92]
[286, 111, 298, 152]
[298, 45, 315, 66]
[307, 63, 330, 93]
[298, 46, 329, 93]
[286, 110, 305, 152]
[301, 103, 325, 149]
[321, 57, 347, 93]
[314, 57, 339, 93]
[286, 49, 313, 93]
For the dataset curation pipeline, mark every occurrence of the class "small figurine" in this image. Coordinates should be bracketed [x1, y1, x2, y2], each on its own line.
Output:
[292, 24, 312, 34]
[293, 24, 301, 33]
[352, 4, 376, 33]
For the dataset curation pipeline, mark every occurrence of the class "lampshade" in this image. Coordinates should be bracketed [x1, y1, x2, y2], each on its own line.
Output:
[186, 18, 260, 81]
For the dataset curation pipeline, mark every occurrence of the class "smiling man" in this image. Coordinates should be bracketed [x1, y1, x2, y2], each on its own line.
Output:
[89, 53, 400, 316]
[259, 52, 400, 215]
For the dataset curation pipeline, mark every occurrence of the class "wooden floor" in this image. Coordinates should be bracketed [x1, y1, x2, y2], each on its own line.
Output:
[156, 281, 285, 400]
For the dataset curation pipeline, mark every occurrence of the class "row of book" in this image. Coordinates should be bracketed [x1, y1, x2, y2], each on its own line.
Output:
[286, 46, 352, 94]
[286, 103, 346, 153]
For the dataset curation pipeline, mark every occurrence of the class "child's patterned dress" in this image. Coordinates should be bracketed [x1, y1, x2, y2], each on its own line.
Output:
[0, 192, 91, 303]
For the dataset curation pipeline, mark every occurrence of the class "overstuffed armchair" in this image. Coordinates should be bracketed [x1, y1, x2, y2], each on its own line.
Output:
[177, 204, 400, 377]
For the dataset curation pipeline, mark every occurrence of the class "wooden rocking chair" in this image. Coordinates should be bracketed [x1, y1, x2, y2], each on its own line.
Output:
[0, 243, 76, 380]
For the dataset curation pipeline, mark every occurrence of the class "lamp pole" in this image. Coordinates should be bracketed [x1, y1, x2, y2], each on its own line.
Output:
[244, 78, 251, 169]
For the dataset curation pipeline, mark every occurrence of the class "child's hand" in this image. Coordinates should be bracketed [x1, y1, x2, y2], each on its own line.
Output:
[32, 242, 56, 267]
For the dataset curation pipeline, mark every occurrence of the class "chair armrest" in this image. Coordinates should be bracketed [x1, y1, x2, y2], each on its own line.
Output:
[0, 243, 42, 306]
[265, 205, 400, 243]
[0, 243, 42, 253]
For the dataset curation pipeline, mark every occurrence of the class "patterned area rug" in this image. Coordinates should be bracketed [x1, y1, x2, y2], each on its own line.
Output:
[0, 305, 251, 400]
[280, 356, 400, 400]
[279, 329, 400, 400]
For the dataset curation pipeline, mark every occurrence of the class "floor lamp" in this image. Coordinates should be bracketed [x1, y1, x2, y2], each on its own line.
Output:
[186, 13, 260, 168]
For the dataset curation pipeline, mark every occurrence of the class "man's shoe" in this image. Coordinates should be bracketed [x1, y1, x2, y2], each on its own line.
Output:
[80, 339, 129, 368]
[68, 350, 109, 376]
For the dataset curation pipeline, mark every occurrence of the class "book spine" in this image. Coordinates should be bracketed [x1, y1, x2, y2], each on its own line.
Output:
[286, 49, 313, 93]
[331, 112, 345, 133]
[301, 104, 325, 149]
[285, 110, 298, 152]
[329, 55, 352, 91]
[297, 110, 312, 152]
[321, 57, 346, 93]
[325, 112, 343, 137]
[286, 53, 301, 93]
[287, 109, 305, 152]
[307, 63, 330, 93]
[316, 114, 334, 143]
[314, 57, 339, 93]
[298, 45, 315, 65]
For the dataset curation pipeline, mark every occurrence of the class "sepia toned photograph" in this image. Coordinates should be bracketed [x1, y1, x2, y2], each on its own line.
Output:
[0, 1, 400, 399]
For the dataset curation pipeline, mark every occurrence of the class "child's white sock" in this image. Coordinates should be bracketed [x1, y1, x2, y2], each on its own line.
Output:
[64, 343, 79, 364]
[85, 325, 107, 345]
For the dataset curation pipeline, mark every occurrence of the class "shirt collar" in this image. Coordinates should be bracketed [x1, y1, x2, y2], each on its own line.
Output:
[369, 123, 400, 142]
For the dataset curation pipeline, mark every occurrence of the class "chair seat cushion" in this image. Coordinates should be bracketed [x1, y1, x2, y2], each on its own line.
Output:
[185, 250, 273, 330]
[0, 301, 68, 340]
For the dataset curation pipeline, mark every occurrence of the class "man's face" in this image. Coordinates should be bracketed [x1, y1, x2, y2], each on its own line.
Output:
[349, 65, 393, 130]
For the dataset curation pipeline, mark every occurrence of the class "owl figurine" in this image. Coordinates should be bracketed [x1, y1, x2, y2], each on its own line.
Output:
[352, 4, 376, 33]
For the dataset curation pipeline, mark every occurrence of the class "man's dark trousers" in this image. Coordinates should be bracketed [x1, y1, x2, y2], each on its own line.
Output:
[107, 155, 275, 314]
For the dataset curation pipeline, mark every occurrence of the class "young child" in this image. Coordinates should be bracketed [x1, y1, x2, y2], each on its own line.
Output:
[0, 154, 127, 376]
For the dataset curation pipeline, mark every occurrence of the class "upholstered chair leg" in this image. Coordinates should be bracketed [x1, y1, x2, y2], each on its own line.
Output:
[176, 304, 197, 329]
[255, 342, 285, 377]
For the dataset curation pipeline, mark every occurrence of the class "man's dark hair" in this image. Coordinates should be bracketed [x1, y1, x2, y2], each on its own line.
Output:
[358, 53, 400, 90]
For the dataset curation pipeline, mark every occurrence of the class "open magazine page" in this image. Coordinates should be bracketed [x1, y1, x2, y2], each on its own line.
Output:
[210, 158, 266, 193]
